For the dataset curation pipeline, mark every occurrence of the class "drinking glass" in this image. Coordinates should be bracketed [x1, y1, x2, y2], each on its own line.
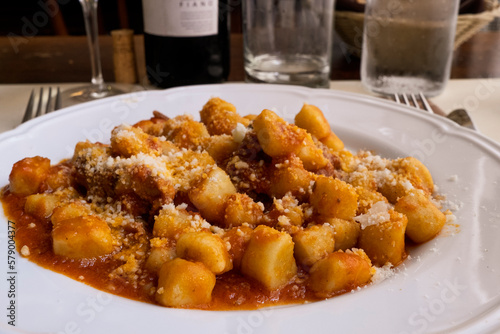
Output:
[60, 0, 126, 107]
[360, 0, 460, 97]
[242, 0, 335, 88]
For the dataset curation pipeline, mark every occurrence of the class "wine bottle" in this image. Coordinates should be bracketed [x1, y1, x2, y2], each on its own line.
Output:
[142, 0, 230, 88]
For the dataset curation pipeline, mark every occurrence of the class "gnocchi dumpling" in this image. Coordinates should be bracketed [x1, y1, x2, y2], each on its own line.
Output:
[156, 258, 215, 307]
[241, 225, 297, 290]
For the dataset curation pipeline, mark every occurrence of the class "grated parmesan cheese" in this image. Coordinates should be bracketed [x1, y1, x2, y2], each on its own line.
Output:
[371, 263, 395, 284]
[446, 213, 457, 223]
[355, 201, 391, 229]
[21, 245, 30, 257]
[232, 123, 248, 144]
[277, 215, 291, 226]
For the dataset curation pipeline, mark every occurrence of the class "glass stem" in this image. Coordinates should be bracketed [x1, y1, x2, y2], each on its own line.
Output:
[80, 0, 105, 91]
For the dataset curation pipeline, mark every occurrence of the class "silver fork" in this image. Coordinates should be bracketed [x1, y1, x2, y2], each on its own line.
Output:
[22, 87, 61, 123]
[393, 92, 476, 130]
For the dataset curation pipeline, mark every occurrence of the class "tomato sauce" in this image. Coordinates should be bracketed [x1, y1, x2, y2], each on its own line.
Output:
[2, 190, 327, 310]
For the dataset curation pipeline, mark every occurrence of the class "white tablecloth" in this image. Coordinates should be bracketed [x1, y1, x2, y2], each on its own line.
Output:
[0, 80, 499, 142]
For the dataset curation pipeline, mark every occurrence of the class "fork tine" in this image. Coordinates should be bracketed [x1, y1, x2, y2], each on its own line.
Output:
[22, 90, 35, 123]
[410, 94, 419, 109]
[35, 87, 44, 117]
[54, 87, 61, 111]
[22, 87, 61, 124]
[402, 93, 410, 106]
[394, 93, 401, 104]
[419, 92, 434, 114]
[45, 87, 53, 114]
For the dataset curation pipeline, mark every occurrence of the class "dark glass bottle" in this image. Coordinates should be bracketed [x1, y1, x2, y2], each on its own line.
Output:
[143, 0, 230, 88]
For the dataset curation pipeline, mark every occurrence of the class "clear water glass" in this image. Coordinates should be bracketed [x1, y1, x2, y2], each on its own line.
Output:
[361, 0, 460, 97]
[242, 0, 335, 88]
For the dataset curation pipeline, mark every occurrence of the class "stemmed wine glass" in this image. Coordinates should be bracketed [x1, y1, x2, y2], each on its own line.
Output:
[60, 0, 128, 107]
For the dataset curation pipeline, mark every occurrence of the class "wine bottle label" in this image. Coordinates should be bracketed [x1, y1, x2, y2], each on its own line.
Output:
[143, 0, 219, 37]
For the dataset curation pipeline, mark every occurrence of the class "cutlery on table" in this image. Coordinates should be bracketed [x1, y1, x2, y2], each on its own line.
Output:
[393, 92, 476, 130]
[22, 87, 61, 124]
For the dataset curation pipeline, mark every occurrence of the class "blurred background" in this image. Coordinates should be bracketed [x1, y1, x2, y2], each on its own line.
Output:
[1, 0, 497, 37]
[0, 0, 498, 84]
[0, 0, 244, 36]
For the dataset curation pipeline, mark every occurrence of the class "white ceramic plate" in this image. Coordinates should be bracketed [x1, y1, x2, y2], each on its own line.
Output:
[1, 84, 499, 334]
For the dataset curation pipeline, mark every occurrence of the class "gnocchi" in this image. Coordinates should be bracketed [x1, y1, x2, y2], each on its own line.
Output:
[1, 97, 451, 310]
